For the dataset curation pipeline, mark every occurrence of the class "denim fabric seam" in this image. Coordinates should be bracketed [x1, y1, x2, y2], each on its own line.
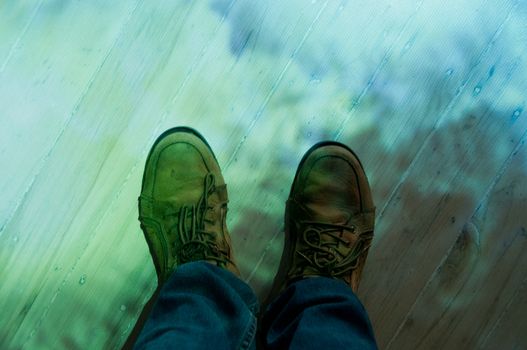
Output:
[237, 314, 257, 350]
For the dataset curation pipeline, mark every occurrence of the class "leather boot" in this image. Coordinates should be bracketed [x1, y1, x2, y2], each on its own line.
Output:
[138, 127, 240, 284]
[275, 141, 375, 294]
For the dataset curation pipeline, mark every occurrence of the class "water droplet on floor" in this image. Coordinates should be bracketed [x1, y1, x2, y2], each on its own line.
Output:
[488, 65, 495, 78]
[13, 236, 19, 243]
[79, 275, 86, 285]
[512, 107, 522, 120]
[310, 74, 321, 83]
[473, 86, 481, 96]
[445, 68, 453, 76]
[120, 304, 127, 311]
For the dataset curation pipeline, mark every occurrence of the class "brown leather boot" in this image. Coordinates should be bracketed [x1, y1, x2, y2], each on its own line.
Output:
[275, 141, 375, 294]
[138, 127, 240, 285]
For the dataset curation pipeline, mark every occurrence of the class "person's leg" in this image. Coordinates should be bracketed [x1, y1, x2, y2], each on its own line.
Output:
[135, 261, 258, 350]
[134, 127, 258, 349]
[261, 277, 376, 349]
[261, 141, 378, 349]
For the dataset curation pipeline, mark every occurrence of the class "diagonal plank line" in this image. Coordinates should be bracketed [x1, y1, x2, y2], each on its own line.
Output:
[140, 0, 240, 154]
[384, 56, 525, 349]
[2, 0, 144, 344]
[224, 0, 330, 170]
[377, 0, 518, 222]
[245, 225, 283, 284]
[478, 275, 527, 348]
[19, 1, 242, 344]
[0, 1, 143, 239]
[334, 0, 426, 141]
[386, 125, 527, 350]
[0, 0, 44, 74]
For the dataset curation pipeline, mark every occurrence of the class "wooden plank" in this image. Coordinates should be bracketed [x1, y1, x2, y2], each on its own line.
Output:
[0, 1, 205, 347]
[338, 0, 522, 213]
[34, 199, 154, 349]
[0, 0, 140, 231]
[0, 2, 142, 347]
[0, 0, 42, 69]
[385, 135, 527, 349]
[480, 277, 527, 349]
[216, 0, 425, 169]
[358, 12, 527, 345]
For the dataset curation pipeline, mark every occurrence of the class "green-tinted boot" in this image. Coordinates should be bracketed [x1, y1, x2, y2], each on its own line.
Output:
[138, 127, 240, 284]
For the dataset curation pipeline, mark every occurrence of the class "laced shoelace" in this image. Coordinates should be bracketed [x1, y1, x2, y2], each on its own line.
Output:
[293, 220, 373, 278]
[164, 173, 231, 266]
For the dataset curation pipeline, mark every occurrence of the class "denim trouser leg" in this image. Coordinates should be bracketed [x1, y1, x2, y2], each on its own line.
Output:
[134, 262, 377, 349]
[134, 261, 259, 350]
[261, 277, 378, 350]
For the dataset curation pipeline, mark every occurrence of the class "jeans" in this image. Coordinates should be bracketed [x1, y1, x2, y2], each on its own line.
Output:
[134, 262, 377, 350]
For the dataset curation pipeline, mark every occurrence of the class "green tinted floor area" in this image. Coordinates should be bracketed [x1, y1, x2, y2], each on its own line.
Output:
[0, 1, 526, 349]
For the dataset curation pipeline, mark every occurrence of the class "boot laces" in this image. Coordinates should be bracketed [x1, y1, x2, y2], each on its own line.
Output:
[165, 173, 232, 266]
[295, 220, 373, 278]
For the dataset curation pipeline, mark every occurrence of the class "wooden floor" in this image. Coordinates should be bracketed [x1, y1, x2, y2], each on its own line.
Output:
[1, 1, 526, 349]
